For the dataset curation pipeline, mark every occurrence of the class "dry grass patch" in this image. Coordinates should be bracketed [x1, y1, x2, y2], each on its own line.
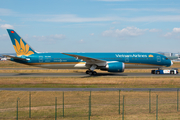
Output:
[0, 61, 35, 68]
[0, 91, 179, 119]
[171, 62, 180, 68]
[0, 77, 180, 88]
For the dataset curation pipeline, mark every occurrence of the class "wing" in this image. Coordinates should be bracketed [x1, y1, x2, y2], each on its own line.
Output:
[3, 55, 28, 61]
[62, 53, 106, 66]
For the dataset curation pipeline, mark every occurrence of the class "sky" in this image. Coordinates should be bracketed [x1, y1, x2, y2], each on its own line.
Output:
[0, 0, 180, 53]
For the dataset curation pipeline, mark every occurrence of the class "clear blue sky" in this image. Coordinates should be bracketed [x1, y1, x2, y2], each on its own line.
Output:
[0, 0, 180, 53]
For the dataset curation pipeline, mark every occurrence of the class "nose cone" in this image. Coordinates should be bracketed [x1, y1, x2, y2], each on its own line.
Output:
[171, 60, 173, 66]
[165, 60, 173, 67]
[167, 60, 173, 67]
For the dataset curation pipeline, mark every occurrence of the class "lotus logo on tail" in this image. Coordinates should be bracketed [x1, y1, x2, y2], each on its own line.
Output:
[13, 38, 34, 56]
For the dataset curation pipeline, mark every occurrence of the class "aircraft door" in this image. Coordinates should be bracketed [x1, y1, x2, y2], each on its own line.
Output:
[157, 56, 161, 62]
[39, 56, 43, 63]
[125, 57, 129, 62]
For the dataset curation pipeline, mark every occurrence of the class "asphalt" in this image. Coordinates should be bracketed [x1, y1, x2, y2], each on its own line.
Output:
[0, 72, 180, 77]
[0, 68, 45, 70]
[0, 68, 179, 91]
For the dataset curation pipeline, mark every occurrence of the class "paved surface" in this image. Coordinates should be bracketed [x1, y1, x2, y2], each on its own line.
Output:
[0, 68, 179, 91]
[0, 68, 45, 70]
[0, 88, 179, 91]
[0, 72, 179, 77]
[0, 67, 179, 77]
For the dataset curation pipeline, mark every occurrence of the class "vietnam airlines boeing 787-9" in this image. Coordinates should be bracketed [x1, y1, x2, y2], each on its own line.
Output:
[4, 29, 173, 75]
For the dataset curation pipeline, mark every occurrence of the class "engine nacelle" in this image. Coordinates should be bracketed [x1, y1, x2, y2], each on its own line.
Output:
[106, 62, 125, 72]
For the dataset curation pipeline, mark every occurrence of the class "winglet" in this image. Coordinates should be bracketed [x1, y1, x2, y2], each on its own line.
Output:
[7, 29, 36, 56]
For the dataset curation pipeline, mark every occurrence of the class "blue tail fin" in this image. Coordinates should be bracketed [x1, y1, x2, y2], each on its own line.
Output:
[7, 29, 36, 56]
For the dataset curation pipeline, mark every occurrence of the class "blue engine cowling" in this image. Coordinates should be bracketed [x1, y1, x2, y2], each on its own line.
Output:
[106, 62, 125, 72]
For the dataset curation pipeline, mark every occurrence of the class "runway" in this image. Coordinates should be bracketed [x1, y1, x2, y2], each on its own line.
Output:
[0, 72, 180, 77]
[0, 68, 45, 70]
[0, 68, 179, 91]
[1, 68, 180, 70]
[0, 88, 179, 91]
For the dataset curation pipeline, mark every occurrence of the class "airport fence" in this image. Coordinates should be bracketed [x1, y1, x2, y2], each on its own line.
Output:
[0, 90, 180, 120]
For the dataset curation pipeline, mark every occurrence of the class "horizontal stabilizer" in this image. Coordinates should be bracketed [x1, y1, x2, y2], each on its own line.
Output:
[3, 55, 28, 61]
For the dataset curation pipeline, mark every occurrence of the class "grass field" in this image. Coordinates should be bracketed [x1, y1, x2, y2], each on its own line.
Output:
[0, 77, 180, 88]
[0, 61, 35, 68]
[1, 61, 180, 119]
[0, 91, 179, 120]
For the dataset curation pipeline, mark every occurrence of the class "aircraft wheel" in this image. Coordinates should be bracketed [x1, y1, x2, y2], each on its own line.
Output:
[93, 71, 97, 75]
[88, 71, 93, 75]
[88, 71, 97, 75]
[86, 70, 90, 74]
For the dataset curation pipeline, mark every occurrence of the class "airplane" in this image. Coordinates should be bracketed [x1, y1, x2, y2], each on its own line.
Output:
[4, 29, 173, 75]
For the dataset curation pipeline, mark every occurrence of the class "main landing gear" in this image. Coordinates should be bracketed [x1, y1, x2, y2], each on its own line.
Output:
[86, 70, 97, 75]
[86, 64, 97, 75]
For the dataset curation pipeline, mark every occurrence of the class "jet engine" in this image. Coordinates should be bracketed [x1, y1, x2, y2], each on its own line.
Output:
[101, 62, 125, 72]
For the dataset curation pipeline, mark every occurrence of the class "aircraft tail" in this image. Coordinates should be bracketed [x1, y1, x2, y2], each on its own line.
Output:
[7, 29, 36, 56]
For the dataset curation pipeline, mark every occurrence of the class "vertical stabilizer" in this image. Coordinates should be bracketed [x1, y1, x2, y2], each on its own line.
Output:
[7, 29, 36, 56]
